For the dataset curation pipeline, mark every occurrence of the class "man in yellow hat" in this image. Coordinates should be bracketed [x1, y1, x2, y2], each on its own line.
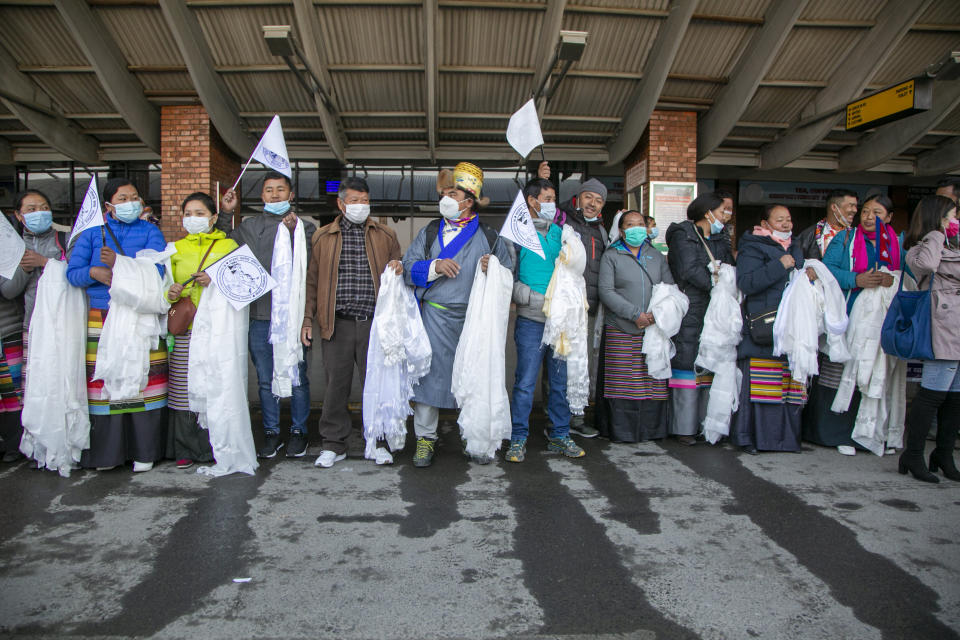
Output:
[402, 162, 513, 468]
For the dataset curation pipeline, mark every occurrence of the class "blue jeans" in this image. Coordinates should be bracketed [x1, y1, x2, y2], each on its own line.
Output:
[510, 316, 570, 440]
[248, 318, 310, 435]
[921, 360, 960, 392]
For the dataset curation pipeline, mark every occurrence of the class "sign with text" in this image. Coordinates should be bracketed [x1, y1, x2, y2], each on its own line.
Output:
[648, 182, 697, 229]
[739, 181, 887, 208]
[845, 77, 932, 132]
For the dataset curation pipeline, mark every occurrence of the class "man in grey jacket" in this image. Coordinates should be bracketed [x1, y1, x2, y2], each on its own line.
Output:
[220, 172, 317, 459]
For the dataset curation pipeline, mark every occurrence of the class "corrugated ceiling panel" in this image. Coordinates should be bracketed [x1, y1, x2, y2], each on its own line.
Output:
[333, 72, 424, 112]
[869, 32, 960, 86]
[31, 74, 115, 114]
[284, 131, 327, 142]
[440, 117, 509, 130]
[765, 28, 861, 82]
[222, 73, 315, 113]
[0, 7, 86, 65]
[660, 79, 720, 100]
[196, 5, 296, 67]
[694, 0, 771, 19]
[348, 130, 425, 142]
[440, 8, 540, 67]
[569, 0, 670, 9]
[77, 119, 130, 130]
[561, 13, 660, 72]
[935, 105, 960, 132]
[740, 86, 819, 122]
[729, 126, 779, 138]
[343, 117, 425, 130]
[136, 72, 195, 93]
[317, 6, 422, 65]
[545, 76, 634, 117]
[439, 73, 528, 114]
[247, 116, 324, 131]
[671, 23, 755, 78]
[918, 0, 960, 23]
[542, 120, 616, 133]
[800, 0, 885, 21]
[95, 7, 184, 67]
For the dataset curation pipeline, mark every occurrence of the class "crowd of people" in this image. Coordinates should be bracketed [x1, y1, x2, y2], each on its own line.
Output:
[0, 164, 958, 485]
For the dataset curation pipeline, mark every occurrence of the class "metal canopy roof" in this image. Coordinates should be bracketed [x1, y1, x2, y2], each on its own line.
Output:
[0, 0, 957, 176]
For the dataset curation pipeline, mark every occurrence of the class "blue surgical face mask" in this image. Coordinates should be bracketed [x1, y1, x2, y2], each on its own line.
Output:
[537, 201, 556, 220]
[264, 200, 291, 216]
[113, 200, 142, 223]
[647, 227, 659, 240]
[708, 213, 724, 235]
[23, 210, 53, 234]
[624, 226, 647, 247]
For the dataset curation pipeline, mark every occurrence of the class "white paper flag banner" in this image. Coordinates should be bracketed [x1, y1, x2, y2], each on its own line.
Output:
[204, 244, 277, 311]
[251, 115, 291, 177]
[506, 99, 545, 159]
[0, 212, 25, 279]
[69, 175, 103, 247]
[500, 190, 545, 259]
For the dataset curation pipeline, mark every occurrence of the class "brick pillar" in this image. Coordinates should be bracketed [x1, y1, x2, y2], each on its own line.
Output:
[623, 110, 698, 221]
[160, 105, 242, 241]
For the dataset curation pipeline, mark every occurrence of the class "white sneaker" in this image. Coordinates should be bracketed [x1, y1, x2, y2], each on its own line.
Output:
[373, 448, 394, 466]
[837, 446, 856, 456]
[314, 450, 346, 468]
[884, 447, 898, 456]
[133, 461, 154, 472]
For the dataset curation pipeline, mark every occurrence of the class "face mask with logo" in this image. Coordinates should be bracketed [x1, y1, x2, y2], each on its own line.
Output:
[624, 226, 647, 247]
[772, 229, 792, 241]
[648, 227, 659, 240]
[439, 195, 462, 220]
[113, 200, 142, 223]
[183, 215, 211, 235]
[537, 201, 557, 220]
[264, 200, 291, 216]
[23, 210, 52, 234]
[344, 203, 370, 225]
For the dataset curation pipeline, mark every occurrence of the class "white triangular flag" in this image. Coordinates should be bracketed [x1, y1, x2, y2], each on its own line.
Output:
[0, 212, 25, 279]
[69, 175, 103, 247]
[506, 99, 544, 159]
[251, 115, 292, 178]
[499, 190, 545, 259]
[204, 244, 277, 311]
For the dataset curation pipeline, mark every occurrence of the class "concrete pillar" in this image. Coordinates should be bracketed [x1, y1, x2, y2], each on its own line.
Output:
[160, 105, 241, 241]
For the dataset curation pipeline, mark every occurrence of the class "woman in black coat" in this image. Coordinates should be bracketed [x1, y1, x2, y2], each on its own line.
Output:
[731, 204, 813, 454]
[665, 193, 735, 444]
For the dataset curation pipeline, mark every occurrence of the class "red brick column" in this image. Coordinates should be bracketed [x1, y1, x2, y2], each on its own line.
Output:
[623, 110, 698, 218]
[160, 105, 241, 241]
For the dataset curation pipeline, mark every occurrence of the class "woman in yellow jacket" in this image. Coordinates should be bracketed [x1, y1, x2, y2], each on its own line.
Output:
[165, 192, 239, 469]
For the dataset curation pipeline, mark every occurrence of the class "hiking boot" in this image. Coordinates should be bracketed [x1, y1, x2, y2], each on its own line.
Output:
[505, 439, 527, 463]
[413, 437, 436, 468]
[547, 435, 585, 458]
[258, 433, 283, 459]
[286, 432, 309, 458]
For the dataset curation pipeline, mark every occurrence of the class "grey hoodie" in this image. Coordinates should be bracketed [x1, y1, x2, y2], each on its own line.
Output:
[0, 228, 68, 333]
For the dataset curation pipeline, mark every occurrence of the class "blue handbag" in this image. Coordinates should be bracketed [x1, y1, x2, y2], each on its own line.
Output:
[881, 272, 935, 361]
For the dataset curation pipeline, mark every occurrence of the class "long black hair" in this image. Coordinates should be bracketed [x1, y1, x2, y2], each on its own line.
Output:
[904, 195, 957, 250]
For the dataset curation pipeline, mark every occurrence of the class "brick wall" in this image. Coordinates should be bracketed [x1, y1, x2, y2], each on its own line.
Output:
[624, 110, 698, 218]
[160, 105, 241, 241]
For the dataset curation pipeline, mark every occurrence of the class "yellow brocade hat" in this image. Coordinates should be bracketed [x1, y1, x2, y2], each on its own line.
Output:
[453, 162, 483, 199]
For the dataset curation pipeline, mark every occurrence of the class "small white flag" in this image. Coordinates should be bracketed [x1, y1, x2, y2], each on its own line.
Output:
[205, 244, 278, 311]
[0, 212, 25, 280]
[506, 99, 544, 159]
[251, 115, 292, 178]
[500, 190, 545, 259]
[69, 175, 103, 247]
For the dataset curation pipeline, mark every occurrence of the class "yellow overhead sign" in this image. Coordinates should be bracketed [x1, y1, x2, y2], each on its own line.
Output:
[846, 78, 933, 132]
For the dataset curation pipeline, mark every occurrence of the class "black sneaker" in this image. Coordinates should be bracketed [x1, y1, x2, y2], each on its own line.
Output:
[286, 432, 309, 458]
[258, 433, 284, 458]
[413, 437, 436, 468]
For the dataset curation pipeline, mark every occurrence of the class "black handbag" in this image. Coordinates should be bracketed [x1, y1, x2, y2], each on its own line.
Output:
[746, 307, 778, 346]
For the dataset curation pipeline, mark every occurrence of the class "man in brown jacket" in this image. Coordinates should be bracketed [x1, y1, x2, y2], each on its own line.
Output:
[301, 176, 402, 468]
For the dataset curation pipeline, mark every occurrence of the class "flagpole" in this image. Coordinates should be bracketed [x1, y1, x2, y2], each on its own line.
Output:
[215, 181, 220, 216]
[230, 153, 256, 192]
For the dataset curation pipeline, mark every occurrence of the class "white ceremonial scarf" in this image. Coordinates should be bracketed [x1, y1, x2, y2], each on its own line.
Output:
[642, 283, 689, 380]
[269, 219, 307, 398]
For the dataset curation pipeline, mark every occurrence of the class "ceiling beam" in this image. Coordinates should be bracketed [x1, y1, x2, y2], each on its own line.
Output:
[424, 0, 438, 160]
[606, 0, 696, 165]
[532, 0, 568, 113]
[916, 132, 960, 176]
[839, 80, 960, 173]
[0, 45, 99, 163]
[699, 0, 809, 159]
[759, 0, 933, 170]
[158, 0, 254, 158]
[53, 0, 160, 153]
[292, 0, 346, 163]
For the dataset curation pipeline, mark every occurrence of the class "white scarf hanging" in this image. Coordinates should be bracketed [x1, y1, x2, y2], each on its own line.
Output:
[642, 283, 689, 380]
[362, 268, 432, 459]
[269, 219, 307, 398]
[695, 263, 743, 444]
[93, 249, 172, 400]
[541, 224, 590, 415]
[189, 281, 258, 476]
[830, 268, 904, 456]
[20, 260, 89, 477]
[804, 259, 850, 362]
[451, 255, 513, 460]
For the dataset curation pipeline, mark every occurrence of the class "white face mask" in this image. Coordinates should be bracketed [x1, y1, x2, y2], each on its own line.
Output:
[537, 202, 557, 220]
[343, 203, 370, 225]
[772, 229, 792, 241]
[183, 215, 211, 235]
[439, 195, 462, 220]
